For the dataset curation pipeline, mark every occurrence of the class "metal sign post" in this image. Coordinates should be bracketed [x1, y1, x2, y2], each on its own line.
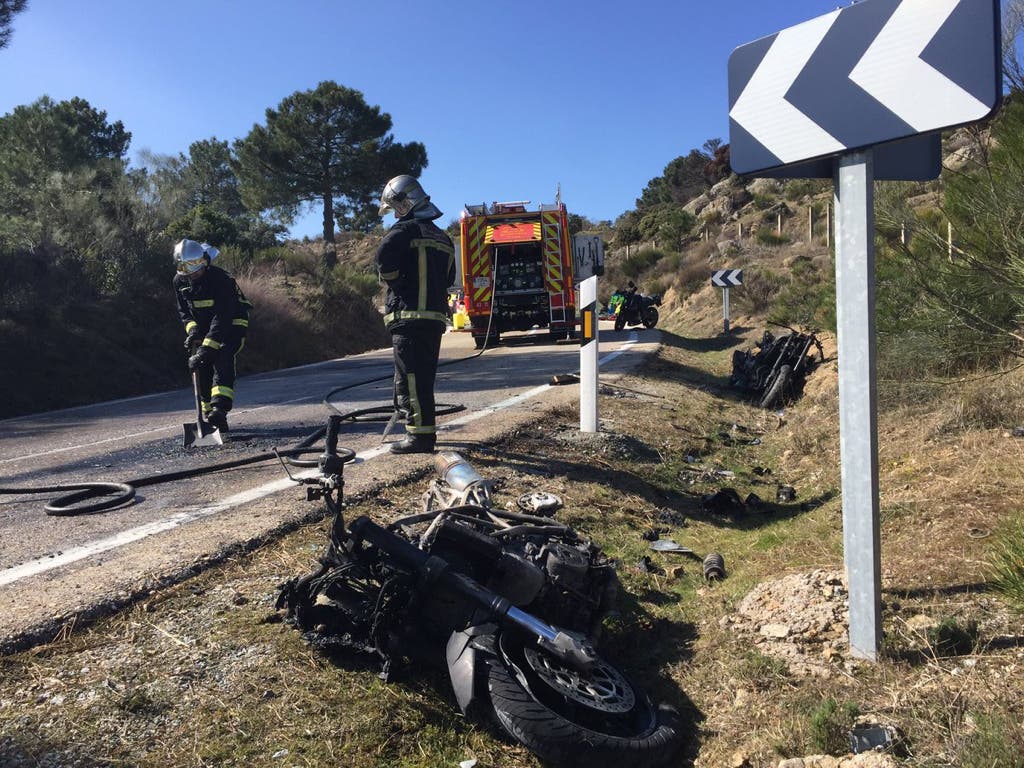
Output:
[579, 276, 599, 433]
[834, 151, 882, 660]
[727, 0, 1001, 662]
[723, 288, 730, 334]
[712, 269, 743, 335]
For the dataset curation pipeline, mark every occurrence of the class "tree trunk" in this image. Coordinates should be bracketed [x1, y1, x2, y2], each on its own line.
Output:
[322, 188, 337, 270]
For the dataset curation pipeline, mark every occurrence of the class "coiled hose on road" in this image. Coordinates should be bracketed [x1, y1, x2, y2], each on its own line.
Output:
[0, 333, 508, 517]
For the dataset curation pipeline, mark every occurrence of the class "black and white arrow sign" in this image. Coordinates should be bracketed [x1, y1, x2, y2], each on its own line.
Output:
[711, 269, 743, 288]
[729, 0, 1000, 176]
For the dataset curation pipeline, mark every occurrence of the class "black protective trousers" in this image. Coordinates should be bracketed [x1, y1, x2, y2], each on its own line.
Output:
[391, 322, 443, 436]
[197, 335, 245, 413]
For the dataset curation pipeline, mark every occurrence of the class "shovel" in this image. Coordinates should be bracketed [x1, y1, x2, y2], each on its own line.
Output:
[183, 371, 224, 448]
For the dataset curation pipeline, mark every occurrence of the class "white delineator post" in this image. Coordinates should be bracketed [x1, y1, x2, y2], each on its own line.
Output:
[834, 150, 882, 661]
[579, 275, 599, 433]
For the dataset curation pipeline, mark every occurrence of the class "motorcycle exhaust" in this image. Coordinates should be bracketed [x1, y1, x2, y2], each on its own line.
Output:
[435, 452, 486, 492]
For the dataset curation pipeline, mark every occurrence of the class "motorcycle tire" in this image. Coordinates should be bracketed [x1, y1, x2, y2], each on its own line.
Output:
[487, 633, 683, 767]
[759, 364, 793, 409]
[641, 306, 659, 329]
[613, 313, 626, 331]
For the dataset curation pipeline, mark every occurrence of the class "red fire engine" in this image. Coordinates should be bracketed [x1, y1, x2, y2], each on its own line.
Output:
[459, 200, 577, 348]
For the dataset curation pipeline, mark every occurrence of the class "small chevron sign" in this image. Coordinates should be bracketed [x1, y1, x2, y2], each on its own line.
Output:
[729, 0, 1001, 176]
[711, 269, 743, 288]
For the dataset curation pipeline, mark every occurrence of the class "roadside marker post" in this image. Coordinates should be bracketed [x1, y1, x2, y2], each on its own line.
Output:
[835, 150, 883, 657]
[728, 0, 1001, 661]
[712, 269, 743, 334]
[723, 288, 729, 334]
[579, 275, 599, 433]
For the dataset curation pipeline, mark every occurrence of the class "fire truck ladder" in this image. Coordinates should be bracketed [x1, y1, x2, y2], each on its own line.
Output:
[541, 211, 566, 328]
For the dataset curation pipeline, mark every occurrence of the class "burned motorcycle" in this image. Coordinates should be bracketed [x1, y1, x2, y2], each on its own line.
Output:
[276, 420, 682, 767]
[730, 326, 825, 409]
[614, 281, 661, 331]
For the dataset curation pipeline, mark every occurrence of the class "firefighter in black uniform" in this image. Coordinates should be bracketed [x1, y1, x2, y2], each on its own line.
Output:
[173, 239, 252, 433]
[375, 175, 455, 454]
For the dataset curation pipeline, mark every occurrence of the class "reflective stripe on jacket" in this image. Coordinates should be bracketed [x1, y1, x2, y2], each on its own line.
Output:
[173, 265, 252, 348]
[375, 217, 456, 329]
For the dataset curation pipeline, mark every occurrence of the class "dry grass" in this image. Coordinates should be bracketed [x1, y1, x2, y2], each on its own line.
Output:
[1, 311, 1024, 768]
[235, 272, 389, 375]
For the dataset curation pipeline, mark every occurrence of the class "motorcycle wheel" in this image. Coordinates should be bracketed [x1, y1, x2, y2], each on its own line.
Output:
[487, 633, 682, 767]
[613, 312, 626, 331]
[641, 306, 659, 329]
[759, 364, 793, 409]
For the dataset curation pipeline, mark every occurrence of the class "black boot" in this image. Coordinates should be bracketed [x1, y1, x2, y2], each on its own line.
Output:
[207, 408, 229, 432]
[389, 434, 435, 454]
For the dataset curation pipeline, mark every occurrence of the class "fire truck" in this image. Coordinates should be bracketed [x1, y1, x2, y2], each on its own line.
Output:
[459, 200, 578, 348]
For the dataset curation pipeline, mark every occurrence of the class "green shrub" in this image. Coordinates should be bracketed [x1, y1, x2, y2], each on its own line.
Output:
[809, 698, 860, 755]
[328, 263, 379, 302]
[990, 514, 1024, 613]
[701, 208, 724, 226]
[734, 269, 787, 315]
[770, 254, 836, 331]
[784, 179, 815, 201]
[756, 229, 790, 246]
[620, 247, 665, 280]
[927, 617, 979, 657]
[675, 248, 714, 297]
[960, 714, 1024, 768]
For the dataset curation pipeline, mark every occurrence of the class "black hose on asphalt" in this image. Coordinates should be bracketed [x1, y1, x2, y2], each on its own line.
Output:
[0, 424, 350, 516]
[0, 329, 506, 517]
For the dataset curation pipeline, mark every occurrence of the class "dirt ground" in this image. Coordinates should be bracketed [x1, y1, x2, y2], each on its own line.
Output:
[1, 313, 1023, 768]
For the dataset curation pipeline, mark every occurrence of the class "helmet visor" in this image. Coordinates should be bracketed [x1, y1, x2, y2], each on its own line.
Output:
[176, 256, 206, 275]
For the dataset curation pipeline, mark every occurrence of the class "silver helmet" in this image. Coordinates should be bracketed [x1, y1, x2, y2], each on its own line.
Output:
[173, 239, 220, 275]
[378, 175, 442, 220]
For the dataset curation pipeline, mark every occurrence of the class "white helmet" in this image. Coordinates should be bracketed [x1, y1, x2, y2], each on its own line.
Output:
[378, 175, 442, 220]
[173, 239, 219, 275]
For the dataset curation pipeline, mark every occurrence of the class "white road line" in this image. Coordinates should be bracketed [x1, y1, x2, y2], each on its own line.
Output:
[0, 335, 639, 588]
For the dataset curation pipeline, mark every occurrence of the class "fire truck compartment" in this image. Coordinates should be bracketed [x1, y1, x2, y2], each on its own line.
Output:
[492, 243, 549, 330]
[494, 243, 544, 292]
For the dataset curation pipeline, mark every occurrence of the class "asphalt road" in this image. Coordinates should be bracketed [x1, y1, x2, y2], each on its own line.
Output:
[0, 321, 658, 650]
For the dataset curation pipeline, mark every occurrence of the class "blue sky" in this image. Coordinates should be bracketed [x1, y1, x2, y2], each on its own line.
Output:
[1, 1, 855, 237]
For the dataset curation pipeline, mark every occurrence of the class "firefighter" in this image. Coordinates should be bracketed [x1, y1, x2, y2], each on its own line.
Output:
[173, 239, 252, 433]
[375, 175, 455, 454]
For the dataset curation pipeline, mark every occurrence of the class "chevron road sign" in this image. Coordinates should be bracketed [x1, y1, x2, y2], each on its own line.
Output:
[729, 0, 1001, 177]
[711, 269, 743, 288]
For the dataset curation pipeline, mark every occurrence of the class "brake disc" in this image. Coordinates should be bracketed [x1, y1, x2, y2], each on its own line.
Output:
[523, 647, 635, 713]
[516, 491, 563, 516]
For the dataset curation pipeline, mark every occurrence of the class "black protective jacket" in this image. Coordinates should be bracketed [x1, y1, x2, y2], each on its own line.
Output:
[375, 215, 456, 330]
[173, 265, 252, 350]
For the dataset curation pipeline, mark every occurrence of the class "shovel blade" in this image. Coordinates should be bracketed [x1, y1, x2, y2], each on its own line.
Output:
[183, 421, 224, 448]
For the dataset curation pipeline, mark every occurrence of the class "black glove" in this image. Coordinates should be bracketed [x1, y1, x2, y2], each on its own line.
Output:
[188, 345, 216, 372]
[184, 330, 201, 353]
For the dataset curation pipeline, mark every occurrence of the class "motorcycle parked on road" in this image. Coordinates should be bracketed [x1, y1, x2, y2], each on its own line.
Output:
[276, 431, 683, 767]
[614, 281, 662, 331]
